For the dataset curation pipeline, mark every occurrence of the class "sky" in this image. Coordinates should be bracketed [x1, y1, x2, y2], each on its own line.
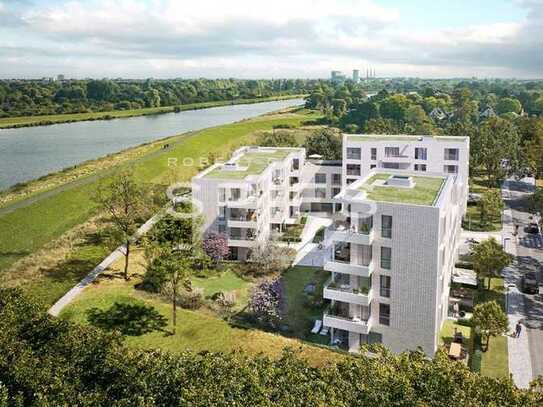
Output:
[0, 0, 542, 79]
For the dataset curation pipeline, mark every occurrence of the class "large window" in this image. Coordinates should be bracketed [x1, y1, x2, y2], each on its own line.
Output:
[379, 303, 390, 326]
[444, 165, 458, 174]
[444, 148, 459, 161]
[218, 188, 226, 202]
[359, 216, 373, 234]
[315, 188, 327, 198]
[415, 147, 427, 160]
[314, 173, 327, 184]
[332, 173, 342, 185]
[385, 147, 400, 157]
[382, 162, 400, 169]
[347, 147, 361, 160]
[230, 188, 241, 201]
[381, 215, 392, 238]
[346, 164, 361, 176]
[332, 187, 341, 196]
[414, 164, 427, 172]
[292, 158, 300, 170]
[380, 275, 391, 298]
[380, 246, 391, 269]
[371, 148, 377, 160]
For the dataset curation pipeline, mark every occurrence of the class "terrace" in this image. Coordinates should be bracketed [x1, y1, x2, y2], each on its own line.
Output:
[204, 148, 299, 180]
[358, 173, 445, 206]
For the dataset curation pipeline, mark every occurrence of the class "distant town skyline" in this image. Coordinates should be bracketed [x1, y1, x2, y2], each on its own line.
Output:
[0, 0, 542, 79]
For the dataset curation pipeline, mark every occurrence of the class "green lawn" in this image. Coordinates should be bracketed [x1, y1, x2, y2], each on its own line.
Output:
[475, 278, 509, 378]
[60, 264, 341, 367]
[192, 269, 251, 309]
[0, 109, 320, 307]
[361, 173, 445, 206]
[281, 266, 330, 345]
[0, 95, 306, 128]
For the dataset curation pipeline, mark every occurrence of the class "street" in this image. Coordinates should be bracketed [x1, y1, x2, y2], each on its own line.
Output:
[503, 178, 543, 386]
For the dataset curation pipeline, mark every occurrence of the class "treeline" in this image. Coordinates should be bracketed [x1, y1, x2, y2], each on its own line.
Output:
[1, 288, 541, 406]
[305, 80, 543, 181]
[0, 78, 319, 118]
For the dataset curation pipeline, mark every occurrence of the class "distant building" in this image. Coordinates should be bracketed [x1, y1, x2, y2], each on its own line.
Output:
[56, 74, 65, 82]
[479, 106, 496, 120]
[352, 69, 360, 83]
[331, 71, 346, 83]
[429, 108, 448, 122]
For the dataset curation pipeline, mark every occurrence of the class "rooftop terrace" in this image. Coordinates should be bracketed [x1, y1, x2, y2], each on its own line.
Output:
[204, 148, 298, 180]
[358, 173, 445, 206]
[346, 134, 468, 142]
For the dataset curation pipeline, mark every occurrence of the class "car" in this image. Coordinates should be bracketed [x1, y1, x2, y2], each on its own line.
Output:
[526, 223, 541, 234]
[520, 272, 539, 295]
[467, 193, 481, 205]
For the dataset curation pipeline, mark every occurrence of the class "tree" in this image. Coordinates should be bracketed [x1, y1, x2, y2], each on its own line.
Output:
[156, 248, 193, 335]
[404, 105, 435, 134]
[364, 118, 401, 134]
[248, 277, 283, 327]
[303, 128, 342, 160]
[531, 187, 543, 219]
[471, 237, 512, 289]
[472, 300, 508, 351]
[94, 171, 149, 280]
[202, 232, 229, 265]
[478, 189, 503, 227]
[496, 97, 522, 115]
[247, 242, 295, 275]
[471, 117, 520, 186]
[256, 130, 298, 147]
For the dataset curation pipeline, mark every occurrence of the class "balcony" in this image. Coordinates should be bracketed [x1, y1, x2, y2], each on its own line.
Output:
[381, 154, 411, 163]
[323, 260, 373, 277]
[323, 309, 371, 335]
[226, 195, 257, 209]
[328, 226, 374, 245]
[323, 278, 373, 306]
[228, 233, 257, 248]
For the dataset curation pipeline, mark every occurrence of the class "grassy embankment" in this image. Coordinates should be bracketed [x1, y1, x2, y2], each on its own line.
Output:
[0, 95, 306, 129]
[0, 108, 321, 307]
[60, 253, 342, 367]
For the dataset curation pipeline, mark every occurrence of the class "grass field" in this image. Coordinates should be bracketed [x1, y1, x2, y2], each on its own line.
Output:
[0, 95, 306, 128]
[0, 108, 321, 307]
[60, 259, 341, 367]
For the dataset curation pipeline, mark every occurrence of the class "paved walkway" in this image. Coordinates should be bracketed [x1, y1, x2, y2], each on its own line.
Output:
[48, 212, 162, 316]
[502, 179, 534, 388]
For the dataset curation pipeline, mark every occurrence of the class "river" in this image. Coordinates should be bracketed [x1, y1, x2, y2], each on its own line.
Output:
[0, 98, 304, 190]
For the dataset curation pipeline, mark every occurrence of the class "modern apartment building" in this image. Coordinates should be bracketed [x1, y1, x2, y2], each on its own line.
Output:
[192, 134, 469, 356]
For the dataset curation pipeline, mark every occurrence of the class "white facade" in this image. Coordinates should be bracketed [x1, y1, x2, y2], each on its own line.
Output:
[192, 134, 469, 356]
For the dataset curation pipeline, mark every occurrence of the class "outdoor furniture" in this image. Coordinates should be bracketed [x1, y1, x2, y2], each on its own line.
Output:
[448, 342, 462, 360]
[319, 326, 329, 336]
[311, 320, 322, 334]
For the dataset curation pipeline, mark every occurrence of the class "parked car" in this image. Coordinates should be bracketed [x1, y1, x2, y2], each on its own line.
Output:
[526, 223, 541, 234]
[520, 272, 539, 294]
[467, 193, 481, 205]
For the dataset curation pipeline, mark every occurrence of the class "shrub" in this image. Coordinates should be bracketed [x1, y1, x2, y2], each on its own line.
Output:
[248, 278, 283, 327]
[139, 257, 168, 293]
[178, 288, 204, 310]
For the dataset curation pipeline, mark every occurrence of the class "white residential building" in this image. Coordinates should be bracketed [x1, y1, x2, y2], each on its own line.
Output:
[192, 134, 469, 356]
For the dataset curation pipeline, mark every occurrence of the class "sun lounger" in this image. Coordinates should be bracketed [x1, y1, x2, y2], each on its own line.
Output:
[319, 326, 329, 336]
[311, 319, 322, 334]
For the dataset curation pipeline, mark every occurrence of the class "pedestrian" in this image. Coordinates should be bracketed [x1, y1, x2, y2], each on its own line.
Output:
[515, 321, 522, 338]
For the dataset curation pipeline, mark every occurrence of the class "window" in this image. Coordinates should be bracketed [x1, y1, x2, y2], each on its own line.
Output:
[218, 206, 226, 219]
[359, 216, 373, 234]
[381, 215, 392, 238]
[346, 164, 361, 176]
[379, 303, 390, 326]
[385, 147, 400, 157]
[382, 162, 400, 169]
[359, 244, 372, 266]
[315, 188, 326, 198]
[314, 173, 326, 184]
[292, 158, 300, 171]
[370, 164, 377, 169]
[346, 147, 361, 159]
[380, 275, 391, 298]
[230, 188, 241, 201]
[346, 178, 356, 184]
[218, 188, 226, 202]
[415, 147, 427, 160]
[444, 165, 458, 174]
[414, 164, 427, 172]
[332, 187, 341, 196]
[218, 224, 226, 234]
[444, 148, 459, 161]
[380, 246, 391, 269]
[332, 173, 342, 185]
[371, 148, 377, 160]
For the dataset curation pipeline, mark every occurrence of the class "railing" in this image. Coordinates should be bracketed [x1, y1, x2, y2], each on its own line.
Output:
[324, 306, 369, 324]
[326, 278, 371, 296]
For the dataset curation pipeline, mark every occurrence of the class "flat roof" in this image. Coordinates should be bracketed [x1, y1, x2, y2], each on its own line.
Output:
[359, 173, 445, 206]
[204, 148, 298, 180]
[346, 134, 468, 142]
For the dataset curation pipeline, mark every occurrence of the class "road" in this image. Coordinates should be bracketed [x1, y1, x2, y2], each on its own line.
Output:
[503, 178, 543, 385]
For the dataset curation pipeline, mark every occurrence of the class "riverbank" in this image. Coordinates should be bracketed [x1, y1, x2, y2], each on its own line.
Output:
[0, 108, 322, 305]
[0, 94, 307, 129]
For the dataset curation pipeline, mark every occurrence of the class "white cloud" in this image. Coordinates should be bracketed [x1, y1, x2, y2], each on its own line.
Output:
[0, 0, 540, 78]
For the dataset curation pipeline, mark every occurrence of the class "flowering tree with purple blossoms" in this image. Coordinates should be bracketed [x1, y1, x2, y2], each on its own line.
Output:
[202, 232, 229, 265]
[248, 278, 283, 327]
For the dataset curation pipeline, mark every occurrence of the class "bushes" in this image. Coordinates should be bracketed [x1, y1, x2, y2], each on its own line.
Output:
[1, 288, 541, 406]
[248, 278, 283, 327]
[178, 288, 204, 310]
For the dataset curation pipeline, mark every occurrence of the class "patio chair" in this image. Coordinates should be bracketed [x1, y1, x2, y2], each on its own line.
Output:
[311, 319, 322, 334]
[319, 326, 329, 336]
